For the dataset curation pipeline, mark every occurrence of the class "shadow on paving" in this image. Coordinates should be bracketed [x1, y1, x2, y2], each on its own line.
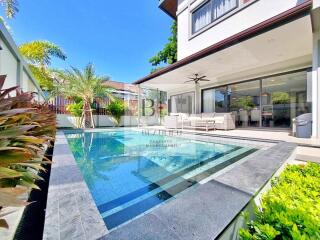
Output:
[13, 143, 54, 240]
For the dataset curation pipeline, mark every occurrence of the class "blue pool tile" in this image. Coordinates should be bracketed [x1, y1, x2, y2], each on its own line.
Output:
[64, 130, 257, 230]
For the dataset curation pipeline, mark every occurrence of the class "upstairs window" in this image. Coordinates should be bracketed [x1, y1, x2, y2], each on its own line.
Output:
[192, 1, 212, 34]
[192, 0, 239, 34]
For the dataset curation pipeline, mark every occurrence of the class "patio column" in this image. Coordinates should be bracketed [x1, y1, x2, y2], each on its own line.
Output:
[195, 82, 201, 114]
[138, 85, 141, 127]
[312, 1, 320, 138]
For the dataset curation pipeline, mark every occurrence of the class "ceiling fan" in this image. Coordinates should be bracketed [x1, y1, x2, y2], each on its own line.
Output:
[185, 74, 211, 84]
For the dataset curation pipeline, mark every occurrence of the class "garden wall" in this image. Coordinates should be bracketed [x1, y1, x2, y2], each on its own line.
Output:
[56, 114, 160, 128]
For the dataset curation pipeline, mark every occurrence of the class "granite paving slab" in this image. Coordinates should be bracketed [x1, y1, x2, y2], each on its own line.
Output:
[102, 180, 251, 240]
[215, 142, 296, 195]
[43, 131, 108, 240]
[100, 214, 182, 240]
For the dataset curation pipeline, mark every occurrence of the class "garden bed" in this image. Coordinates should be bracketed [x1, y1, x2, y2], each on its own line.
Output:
[239, 162, 320, 239]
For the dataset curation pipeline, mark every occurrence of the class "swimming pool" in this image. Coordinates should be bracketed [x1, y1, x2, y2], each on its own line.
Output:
[64, 130, 257, 230]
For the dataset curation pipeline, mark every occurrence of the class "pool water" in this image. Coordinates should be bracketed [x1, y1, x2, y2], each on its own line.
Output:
[64, 130, 257, 230]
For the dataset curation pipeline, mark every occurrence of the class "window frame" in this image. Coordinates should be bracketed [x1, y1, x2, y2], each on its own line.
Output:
[191, 0, 213, 34]
[191, 0, 239, 35]
[189, 0, 259, 39]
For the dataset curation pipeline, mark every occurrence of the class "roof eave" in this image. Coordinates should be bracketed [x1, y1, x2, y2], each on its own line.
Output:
[159, 0, 177, 19]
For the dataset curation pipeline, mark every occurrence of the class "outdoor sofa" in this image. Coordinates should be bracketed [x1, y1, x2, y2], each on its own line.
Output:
[163, 112, 235, 131]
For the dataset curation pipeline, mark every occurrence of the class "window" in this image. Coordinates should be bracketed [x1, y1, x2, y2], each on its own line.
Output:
[192, 1, 212, 34]
[212, 0, 238, 20]
[202, 87, 229, 113]
[229, 80, 260, 127]
[192, 0, 238, 34]
[170, 92, 195, 114]
[201, 70, 311, 128]
[261, 72, 311, 128]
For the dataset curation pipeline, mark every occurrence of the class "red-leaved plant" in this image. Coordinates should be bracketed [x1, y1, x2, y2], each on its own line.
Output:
[0, 75, 56, 228]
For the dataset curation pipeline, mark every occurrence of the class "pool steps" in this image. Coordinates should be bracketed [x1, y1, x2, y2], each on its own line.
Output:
[99, 147, 256, 230]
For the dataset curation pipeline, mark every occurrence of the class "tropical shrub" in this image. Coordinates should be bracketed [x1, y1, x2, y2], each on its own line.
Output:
[106, 100, 125, 126]
[66, 101, 83, 128]
[67, 101, 83, 118]
[239, 162, 320, 240]
[0, 75, 56, 228]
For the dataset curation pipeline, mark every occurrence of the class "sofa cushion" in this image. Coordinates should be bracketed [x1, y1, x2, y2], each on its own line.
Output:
[213, 116, 224, 123]
[179, 113, 189, 119]
[190, 113, 202, 118]
[201, 113, 215, 120]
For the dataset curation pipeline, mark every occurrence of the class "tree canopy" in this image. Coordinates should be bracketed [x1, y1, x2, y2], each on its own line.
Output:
[19, 41, 67, 67]
[19, 41, 67, 91]
[149, 21, 177, 69]
[0, 0, 18, 18]
[52, 63, 114, 128]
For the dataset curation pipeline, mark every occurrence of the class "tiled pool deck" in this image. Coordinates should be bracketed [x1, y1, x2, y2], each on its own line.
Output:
[43, 132, 108, 240]
[43, 129, 296, 240]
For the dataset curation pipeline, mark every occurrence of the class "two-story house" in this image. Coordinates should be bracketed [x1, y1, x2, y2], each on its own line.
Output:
[134, 0, 320, 138]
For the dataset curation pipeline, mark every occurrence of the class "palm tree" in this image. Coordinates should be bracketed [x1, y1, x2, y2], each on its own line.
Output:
[53, 63, 114, 128]
[19, 41, 67, 91]
[0, 0, 18, 18]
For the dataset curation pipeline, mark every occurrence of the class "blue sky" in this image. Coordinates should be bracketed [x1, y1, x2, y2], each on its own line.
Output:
[1, 0, 172, 83]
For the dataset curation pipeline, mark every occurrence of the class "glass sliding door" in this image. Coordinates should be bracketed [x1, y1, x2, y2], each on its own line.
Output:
[170, 92, 195, 114]
[261, 71, 311, 128]
[202, 89, 215, 113]
[229, 80, 260, 127]
[214, 87, 229, 112]
[170, 95, 180, 113]
[202, 87, 229, 113]
[201, 69, 311, 129]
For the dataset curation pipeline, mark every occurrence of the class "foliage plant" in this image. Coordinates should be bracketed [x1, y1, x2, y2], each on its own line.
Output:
[0, 75, 56, 228]
[66, 101, 83, 128]
[239, 162, 320, 240]
[106, 100, 125, 126]
[149, 21, 177, 69]
[19, 41, 67, 91]
[67, 101, 83, 118]
[52, 63, 114, 128]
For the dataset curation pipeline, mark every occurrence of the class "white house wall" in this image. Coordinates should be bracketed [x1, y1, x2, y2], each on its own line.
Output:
[0, 38, 18, 89]
[311, 0, 320, 138]
[177, 0, 306, 60]
[56, 114, 160, 128]
[0, 21, 44, 100]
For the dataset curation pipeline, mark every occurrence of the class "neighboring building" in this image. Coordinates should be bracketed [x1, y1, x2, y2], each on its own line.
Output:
[135, 0, 320, 138]
[103, 80, 139, 101]
[0, 21, 45, 101]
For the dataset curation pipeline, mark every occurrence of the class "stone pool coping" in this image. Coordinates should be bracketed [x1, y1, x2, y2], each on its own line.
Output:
[44, 129, 296, 240]
[43, 131, 108, 240]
